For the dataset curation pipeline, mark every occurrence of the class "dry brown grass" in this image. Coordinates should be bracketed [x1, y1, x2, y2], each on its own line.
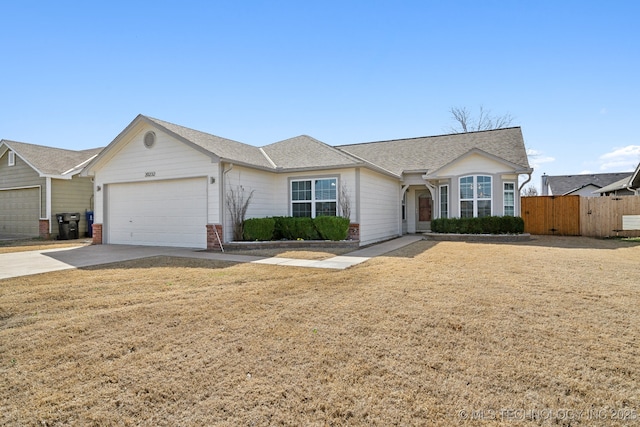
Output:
[230, 248, 353, 260]
[1, 236, 639, 426]
[0, 238, 90, 254]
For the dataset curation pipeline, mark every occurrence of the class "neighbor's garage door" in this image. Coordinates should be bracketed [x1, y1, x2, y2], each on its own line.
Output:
[107, 178, 207, 248]
[0, 188, 40, 237]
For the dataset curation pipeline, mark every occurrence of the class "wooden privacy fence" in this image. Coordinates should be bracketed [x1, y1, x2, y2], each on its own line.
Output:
[521, 196, 581, 235]
[580, 196, 640, 238]
[521, 195, 640, 237]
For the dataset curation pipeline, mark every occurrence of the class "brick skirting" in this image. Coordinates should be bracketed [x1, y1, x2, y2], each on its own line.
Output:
[39, 219, 50, 239]
[207, 224, 224, 251]
[348, 223, 360, 241]
[92, 224, 103, 245]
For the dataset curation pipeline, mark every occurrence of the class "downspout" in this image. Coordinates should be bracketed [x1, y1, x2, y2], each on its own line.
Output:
[519, 172, 532, 192]
[45, 177, 52, 234]
[518, 172, 533, 217]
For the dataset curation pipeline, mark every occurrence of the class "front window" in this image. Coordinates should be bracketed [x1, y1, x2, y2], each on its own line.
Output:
[291, 178, 337, 217]
[8, 151, 15, 166]
[439, 185, 449, 218]
[503, 182, 515, 216]
[459, 175, 492, 218]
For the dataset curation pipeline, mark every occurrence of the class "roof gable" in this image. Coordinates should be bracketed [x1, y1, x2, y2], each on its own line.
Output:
[336, 127, 531, 176]
[143, 117, 273, 169]
[425, 148, 530, 177]
[262, 135, 364, 170]
[0, 139, 102, 177]
[83, 115, 275, 175]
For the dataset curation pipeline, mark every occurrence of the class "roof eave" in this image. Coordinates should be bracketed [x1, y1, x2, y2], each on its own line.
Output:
[218, 158, 275, 172]
[271, 162, 400, 179]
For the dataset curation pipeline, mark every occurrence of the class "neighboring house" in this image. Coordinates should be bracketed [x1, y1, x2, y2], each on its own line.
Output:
[540, 172, 635, 196]
[593, 162, 640, 196]
[0, 140, 102, 239]
[630, 162, 640, 192]
[81, 115, 532, 249]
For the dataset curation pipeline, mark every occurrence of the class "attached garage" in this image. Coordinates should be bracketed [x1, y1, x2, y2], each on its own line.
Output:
[0, 187, 40, 237]
[106, 177, 207, 248]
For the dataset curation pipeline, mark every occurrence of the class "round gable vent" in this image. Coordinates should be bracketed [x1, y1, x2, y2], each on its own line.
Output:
[143, 131, 156, 149]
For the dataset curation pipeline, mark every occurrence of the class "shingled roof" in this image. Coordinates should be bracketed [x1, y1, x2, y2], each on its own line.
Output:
[144, 116, 273, 169]
[86, 116, 532, 178]
[1, 140, 103, 177]
[141, 117, 389, 173]
[262, 135, 364, 170]
[336, 127, 531, 176]
[544, 172, 632, 196]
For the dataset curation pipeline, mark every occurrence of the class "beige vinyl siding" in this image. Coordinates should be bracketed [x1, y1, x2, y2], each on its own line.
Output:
[93, 123, 219, 225]
[358, 168, 400, 245]
[51, 176, 94, 238]
[0, 150, 46, 218]
[222, 167, 358, 242]
[436, 154, 523, 218]
[222, 165, 279, 242]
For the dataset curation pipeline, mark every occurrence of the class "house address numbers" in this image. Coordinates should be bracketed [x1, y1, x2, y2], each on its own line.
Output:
[145, 171, 156, 177]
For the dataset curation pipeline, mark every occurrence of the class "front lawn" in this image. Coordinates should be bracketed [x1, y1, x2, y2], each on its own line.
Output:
[1, 236, 639, 425]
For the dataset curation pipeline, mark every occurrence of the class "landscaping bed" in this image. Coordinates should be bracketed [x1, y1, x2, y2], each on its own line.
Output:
[423, 232, 531, 242]
[224, 239, 360, 251]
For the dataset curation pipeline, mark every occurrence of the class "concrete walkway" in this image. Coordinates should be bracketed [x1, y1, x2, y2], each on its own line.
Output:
[0, 235, 424, 280]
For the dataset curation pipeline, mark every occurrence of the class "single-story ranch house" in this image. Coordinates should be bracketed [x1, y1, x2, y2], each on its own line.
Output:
[81, 115, 533, 249]
[0, 140, 102, 239]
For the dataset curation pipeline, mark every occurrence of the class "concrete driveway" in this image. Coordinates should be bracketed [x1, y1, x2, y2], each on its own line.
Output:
[0, 235, 424, 280]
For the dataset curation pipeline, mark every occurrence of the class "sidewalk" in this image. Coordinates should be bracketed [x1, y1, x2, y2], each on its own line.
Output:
[0, 235, 424, 280]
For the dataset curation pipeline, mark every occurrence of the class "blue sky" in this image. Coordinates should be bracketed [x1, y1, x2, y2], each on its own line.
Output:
[1, 1, 639, 191]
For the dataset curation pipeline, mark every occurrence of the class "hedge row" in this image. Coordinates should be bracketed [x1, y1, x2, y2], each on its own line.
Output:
[431, 216, 524, 234]
[242, 216, 351, 241]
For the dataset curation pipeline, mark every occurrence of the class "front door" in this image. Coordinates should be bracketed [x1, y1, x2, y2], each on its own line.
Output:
[416, 191, 432, 231]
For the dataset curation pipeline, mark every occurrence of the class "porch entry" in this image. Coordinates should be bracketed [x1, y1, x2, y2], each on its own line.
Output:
[416, 190, 432, 231]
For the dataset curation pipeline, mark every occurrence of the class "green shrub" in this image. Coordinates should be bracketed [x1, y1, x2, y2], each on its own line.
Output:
[273, 216, 319, 240]
[431, 216, 524, 234]
[293, 217, 320, 240]
[243, 217, 275, 241]
[314, 216, 350, 241]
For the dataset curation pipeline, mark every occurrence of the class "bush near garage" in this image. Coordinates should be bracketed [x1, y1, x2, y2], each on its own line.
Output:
[243, 217, 276, 241]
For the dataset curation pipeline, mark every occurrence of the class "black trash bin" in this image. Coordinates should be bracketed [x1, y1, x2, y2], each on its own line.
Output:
[86, 211, 94, 238]
[56, 213, 80, 240]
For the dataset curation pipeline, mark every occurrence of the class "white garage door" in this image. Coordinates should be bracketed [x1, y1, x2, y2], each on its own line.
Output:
[107, 178, 207, 248]
[0, 188, 40, 237]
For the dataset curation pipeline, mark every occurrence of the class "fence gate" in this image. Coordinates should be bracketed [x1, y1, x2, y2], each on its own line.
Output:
[521, 195, 581, 235]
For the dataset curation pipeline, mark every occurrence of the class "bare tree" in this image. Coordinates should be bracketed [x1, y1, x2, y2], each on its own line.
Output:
[448, 106, 514, 133]
[339, 181, 351, 219]
[226, 185, 254, 241]
[521, 185, 539, 197]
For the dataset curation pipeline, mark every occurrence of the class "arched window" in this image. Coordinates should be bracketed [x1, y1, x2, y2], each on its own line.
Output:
[459, 175, 492, 218]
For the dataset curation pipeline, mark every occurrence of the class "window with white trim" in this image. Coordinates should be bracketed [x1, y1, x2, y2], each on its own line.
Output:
[8, 151, 15, 166]
[503, 182, 515, 216]
[291, 178, 337, 217]
[439, 184, 449, 218]
[459, 175, 492, 218]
